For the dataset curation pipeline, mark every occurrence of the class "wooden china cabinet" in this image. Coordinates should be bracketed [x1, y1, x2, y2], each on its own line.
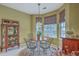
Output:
[1, 19, 19, 52]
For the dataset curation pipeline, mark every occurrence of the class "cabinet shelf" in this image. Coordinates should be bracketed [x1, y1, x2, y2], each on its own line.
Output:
[8, 35, 18, 37]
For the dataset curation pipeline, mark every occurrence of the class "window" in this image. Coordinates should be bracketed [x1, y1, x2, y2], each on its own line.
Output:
[36, 17, 42, 40]
[44, 15, 57, 39]
[60, 22, 65, 37]
[59, 10, 66, 38]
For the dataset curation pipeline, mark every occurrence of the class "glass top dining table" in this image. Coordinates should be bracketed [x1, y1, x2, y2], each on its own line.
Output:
[26, 40, 58, 56]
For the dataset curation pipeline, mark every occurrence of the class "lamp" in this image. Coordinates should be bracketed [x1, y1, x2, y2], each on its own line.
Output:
[38, 3, 40, 17]
[37, 3, 42, 41]
[36, 3, 42, 55]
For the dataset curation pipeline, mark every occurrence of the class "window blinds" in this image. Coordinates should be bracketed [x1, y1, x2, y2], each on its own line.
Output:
[44, 15, 56, 24]
[36, 17, 42, 23]
[59, 10, 65, 23]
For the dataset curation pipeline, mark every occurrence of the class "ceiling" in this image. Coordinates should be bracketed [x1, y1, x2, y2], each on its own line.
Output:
[1, 3, 64, 15]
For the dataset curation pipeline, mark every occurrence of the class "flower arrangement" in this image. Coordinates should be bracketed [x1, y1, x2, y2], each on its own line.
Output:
[66, 30, 74, 38]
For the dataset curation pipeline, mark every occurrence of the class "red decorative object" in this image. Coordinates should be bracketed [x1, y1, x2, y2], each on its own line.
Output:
[62, 38, 79, 54]
[1, 19, 19, 52]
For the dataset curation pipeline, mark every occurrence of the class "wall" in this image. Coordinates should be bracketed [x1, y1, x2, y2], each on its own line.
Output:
[68, 3, 79, 34]
[31, 15, 36, 37]
[0, 5, 32, 46]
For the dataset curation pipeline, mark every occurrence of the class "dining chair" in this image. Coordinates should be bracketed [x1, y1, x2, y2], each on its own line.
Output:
[40, 40, 50, 55]
[24, 38, 36, 56]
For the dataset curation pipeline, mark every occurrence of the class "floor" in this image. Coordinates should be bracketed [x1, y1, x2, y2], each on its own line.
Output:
[0, 43, 27, 56]
[0, 47, 24, 56]
[0, 45, 58, 56]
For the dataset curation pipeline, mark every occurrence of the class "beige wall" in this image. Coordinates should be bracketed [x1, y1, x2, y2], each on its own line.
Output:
[0, 5, 32, 45]
[68, 4, 79, 34]
[31, 15, 36, 37]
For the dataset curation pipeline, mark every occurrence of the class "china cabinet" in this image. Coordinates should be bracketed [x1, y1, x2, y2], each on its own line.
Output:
[1, 19, 19, 52]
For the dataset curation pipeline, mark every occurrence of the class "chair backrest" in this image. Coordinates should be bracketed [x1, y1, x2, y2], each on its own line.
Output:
[40, 40, 50, 49]
[24, 38, 29, 48]
[24, 38, 28, 45]
[24, 38, 37, 49]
